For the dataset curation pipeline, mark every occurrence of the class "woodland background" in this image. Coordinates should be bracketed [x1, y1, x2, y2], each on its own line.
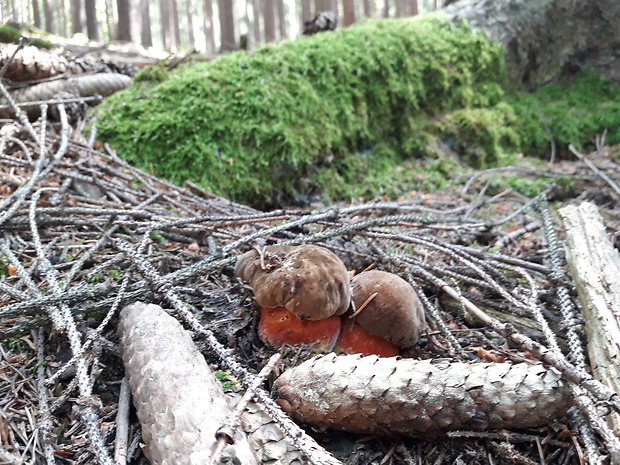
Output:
[0, 0, 443, 54]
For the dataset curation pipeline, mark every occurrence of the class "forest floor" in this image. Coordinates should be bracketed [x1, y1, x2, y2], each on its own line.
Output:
[1, 109, 619, 465]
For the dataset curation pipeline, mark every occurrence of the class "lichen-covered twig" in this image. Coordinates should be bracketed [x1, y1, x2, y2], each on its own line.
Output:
[273, 353, 573, 436]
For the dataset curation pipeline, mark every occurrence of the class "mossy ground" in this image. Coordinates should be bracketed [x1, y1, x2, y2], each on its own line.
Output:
[94, 15, 620, 209]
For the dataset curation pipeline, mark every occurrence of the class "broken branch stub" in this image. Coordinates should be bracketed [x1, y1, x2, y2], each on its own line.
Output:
[273, 353, 573, 436]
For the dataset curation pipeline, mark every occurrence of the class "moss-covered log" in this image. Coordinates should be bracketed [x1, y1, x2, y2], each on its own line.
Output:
[94, 14, 620, 209]
[95, 17, 505, 208]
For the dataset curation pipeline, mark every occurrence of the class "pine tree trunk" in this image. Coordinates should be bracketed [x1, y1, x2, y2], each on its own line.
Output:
[85, 0, 99, 40]
[263, 0, 276, 43]
[342, 0, 355, 26]
[116, 0, 132, 41]
[70, 0, 82, 34]
[203, 0, 216, 53]
[276, 0, 286, 39]
[140, 0, 153, 46]
[219, 0, 237, 51]
[32, 0, 42, 28]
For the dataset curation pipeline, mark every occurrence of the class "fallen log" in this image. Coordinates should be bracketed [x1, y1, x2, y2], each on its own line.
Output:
[559, 202, 620, 435]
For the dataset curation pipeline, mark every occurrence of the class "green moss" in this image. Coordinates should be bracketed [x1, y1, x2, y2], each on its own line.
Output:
[435, 70, 620, 166]
[133, 65, 169, 84]
[0, 24, 53, 48]
[95, 15, 505, 208]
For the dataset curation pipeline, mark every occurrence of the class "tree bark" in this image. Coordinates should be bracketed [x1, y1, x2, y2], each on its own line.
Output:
[42, 0, 54, 33]
[263, 0, 276, 43]
[314, 0, 330, 13]
[70, 0, 83, 35]
[85, 0, 99, 40]
[140, 0, 152, 47]
[361, 0, 372, 18]
[219, 0, 237, 51]
[342, 0, 355, 26]
[559, 202, 620, 435]
[442, 0, 620, 89]
[116, 0, 132, 41]
[251, 0, 261, 44]
[300, 0, 311, 24]
[32, 0, 41, 28]
[185, 0, 195, 49]
[276, 0, 286, 40]
[203, 0, 216, 53]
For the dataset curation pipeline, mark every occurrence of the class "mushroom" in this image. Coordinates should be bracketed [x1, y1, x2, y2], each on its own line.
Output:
[335, 317, 400, 357]
[235, 245, 351, 348]
[334, 270, 425, 354]
[257, 306, 341, 351]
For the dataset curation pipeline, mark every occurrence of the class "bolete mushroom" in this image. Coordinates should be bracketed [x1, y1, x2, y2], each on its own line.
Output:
[334, 270, 425, 354]
[235, 245, 351, 349]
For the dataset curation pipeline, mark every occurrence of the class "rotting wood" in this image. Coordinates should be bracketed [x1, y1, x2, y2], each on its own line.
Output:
[118, 302, 259, 465]
[273, 353, 574, 436]
[559, 202, 620, 435]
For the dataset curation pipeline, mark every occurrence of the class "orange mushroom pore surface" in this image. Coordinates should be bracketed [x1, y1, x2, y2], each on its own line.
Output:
[258, 306, 341, 351]
[334, 317, 400, 357]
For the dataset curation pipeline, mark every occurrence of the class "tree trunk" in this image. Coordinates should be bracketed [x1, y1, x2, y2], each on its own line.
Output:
[301, 0, 311, 23]
[263, 0, 276, 43]
[116, 0, 132, 41]
[276, 0, 286, 40]
[171, 0, 181, 49]
[104, 0, 115, 41]
[382, 0, 389, 18]
[185, 0, 196, 49]
[342, 0, 355, 26]
[252, 0, 261, 44]
[140, 0, 152, 47]
[442, 0, 620, 89]
[394, 0, 404, 17]
[42, 0, 54, 33]
[70, 0, 82, 35]
[203, 0, 216, 53]
[314, 0, 330, 13]
[361, 0, 372, 18]
[219, 0, 237, 51]
[32, 0, 41, 28]
[84, 0, 99, 40]
[160, 0, 172, 49]
[410, 0, 418, 15]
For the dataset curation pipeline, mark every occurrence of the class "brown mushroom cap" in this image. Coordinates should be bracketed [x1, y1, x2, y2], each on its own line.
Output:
[234, 245, 351, 320]
[350, 270, 425, 348]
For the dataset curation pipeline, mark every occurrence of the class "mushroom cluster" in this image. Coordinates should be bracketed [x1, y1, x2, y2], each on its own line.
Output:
[235, 245, 425, 356]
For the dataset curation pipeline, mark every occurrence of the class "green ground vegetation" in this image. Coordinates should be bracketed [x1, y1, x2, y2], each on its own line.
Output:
[94, 15, 620, 208]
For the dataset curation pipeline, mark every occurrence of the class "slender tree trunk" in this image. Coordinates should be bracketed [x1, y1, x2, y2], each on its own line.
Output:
[60, 0, 67, 36]
[185, 0, 195, 49]
[105, 0, 115, 41]
[32, 0, 41, 28]
[394, 0, 404, 17]
[301, 0, 311, 22]
[252, 0, 261, 44]
[140, 0, 152, 46]
[276, 0, 286, 40]
[203, 0, 216, 53]
[70, 0, 82, 34]
[171, 0, 181, 48]
[85, 0, 99, 40]
[160, 0, 171, 49]
[342, 0, 355, 26]
[219, 0, 237, 51]
[43, 0, 54, 33]
[116, 0, 132, 40]
[263, 0, 276, 43]
[362, 0, 372, 18]
[383, 0, 390, 17]
[314, 0, 330, 12]
[409, 0, 418, 15]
